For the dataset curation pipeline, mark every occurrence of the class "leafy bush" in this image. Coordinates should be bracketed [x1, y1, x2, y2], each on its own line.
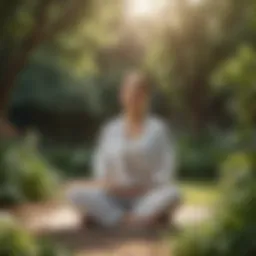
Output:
[174, 153, 256, 256]
[0, 220, 71, 256]
[177, 131, 244, 180]
[218, 153, 256, 229]
[0, 133, 59, 207]
[0, 219, 37, 256]
[178, 134, 220, 180]
[41, 145, 92, 178]
[38, 240, 71, 256]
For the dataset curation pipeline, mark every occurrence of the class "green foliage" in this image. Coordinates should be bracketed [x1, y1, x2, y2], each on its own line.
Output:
[0, 220, 37, 256]
[174, 153, 256, 256]
[0, 0, 123, 118]
[141, 0, 256, 132]
[219, 153, 256, 228]
[0, 133, 59, 207]
[52, 0, 123, 76]
[12, 60, 121, 114]
[0, 220, 71, 256]
[212, 45, 256, 131]
[178, 133, 228, 180]
[42, 145, 92, 178]
[12, 60, 170, 119]
[38, 240, 71, 256]
[2, 0, 256, 137]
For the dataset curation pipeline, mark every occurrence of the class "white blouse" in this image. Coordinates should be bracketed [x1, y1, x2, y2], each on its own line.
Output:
[93, 116, 176, 188]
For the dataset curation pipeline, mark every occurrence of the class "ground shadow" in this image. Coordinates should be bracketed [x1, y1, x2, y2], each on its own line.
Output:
[38, 227, 166, 253]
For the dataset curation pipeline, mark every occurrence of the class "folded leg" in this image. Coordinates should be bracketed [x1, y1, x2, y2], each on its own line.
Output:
[67, 186, 125, 227]
[131, 186, 181, 224]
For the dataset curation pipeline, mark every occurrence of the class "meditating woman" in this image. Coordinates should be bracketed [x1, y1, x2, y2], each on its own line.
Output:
[68, 71, 181, 229]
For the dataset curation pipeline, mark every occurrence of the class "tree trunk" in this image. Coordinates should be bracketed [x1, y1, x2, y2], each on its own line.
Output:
[185, 76, 210, 136]
[2, 0, 57, 116]
[0, 0, 88, 119]
[0, 1, 56, 130]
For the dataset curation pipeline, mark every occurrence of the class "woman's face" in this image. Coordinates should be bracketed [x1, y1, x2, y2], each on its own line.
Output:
[120, 75, 149, 117]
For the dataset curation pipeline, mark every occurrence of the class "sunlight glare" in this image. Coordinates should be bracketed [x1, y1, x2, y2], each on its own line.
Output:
[126, 0, 203, 19]
[126, 0, 168, 18]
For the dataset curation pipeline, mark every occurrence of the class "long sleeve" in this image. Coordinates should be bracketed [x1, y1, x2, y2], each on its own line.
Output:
[93, 119, 132, 184]
[93, 127, 109, 180]
[152, 124, 177, 186]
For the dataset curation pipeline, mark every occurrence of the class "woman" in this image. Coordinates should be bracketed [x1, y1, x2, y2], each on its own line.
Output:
[68, 71, 181, 229]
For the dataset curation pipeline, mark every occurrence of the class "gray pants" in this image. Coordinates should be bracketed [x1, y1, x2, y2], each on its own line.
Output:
[67, 185, 180, 227]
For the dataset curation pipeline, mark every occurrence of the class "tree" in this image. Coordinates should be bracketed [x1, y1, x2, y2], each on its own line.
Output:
[212, 45, 256, 143]
[143, 0, 256, 134]
[0, 0, 94, 135]
[0, 0, 124, 137]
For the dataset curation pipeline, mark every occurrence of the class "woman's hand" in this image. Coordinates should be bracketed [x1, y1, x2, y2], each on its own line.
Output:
[105, 182, 148, 198]
[94, 180, 149, 197]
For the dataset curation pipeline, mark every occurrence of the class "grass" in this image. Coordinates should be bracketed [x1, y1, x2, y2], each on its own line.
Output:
[180, 181, 220, 206]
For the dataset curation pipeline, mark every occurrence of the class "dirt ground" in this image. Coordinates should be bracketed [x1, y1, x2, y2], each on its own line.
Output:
[1, 182, 210, 255]
[3, 202, 210, 256]
[9, 202, 172, 255]
[41, 226, 171, 255]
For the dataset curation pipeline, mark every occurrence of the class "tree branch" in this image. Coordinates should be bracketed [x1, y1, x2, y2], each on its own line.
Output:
[0, 0, 90, 117]
[0, 0, 53, 117]
[46, 0, 90, 40]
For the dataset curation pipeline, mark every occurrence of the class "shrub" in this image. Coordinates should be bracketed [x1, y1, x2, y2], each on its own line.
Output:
[41, 145, 92, 178]
[38, 240, 71, 256]
[0, 219, 37, 256]
[177, 134, 221, 180]
[174, 153, 256, 256]
[177, 131, 243, 180]
[0, 220, 71, 256]
[0, 133, 59, 207]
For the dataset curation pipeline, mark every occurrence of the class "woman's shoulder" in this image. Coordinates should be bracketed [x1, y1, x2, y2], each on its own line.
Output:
[101, 116, 123, 134]
[149, 116, 176, 142]
[148, 115, 169, 132]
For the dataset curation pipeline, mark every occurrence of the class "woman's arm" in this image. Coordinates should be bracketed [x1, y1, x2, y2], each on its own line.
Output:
[152, 123, 177, 187]
[93, 126, 110, 181]
[93, 125, 132, 193]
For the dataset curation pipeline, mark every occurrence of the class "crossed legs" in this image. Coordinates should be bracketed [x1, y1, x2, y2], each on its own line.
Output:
[67, 185, 181, 229]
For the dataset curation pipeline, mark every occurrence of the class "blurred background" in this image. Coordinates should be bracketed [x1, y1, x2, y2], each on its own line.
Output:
[0, 0, 255, 255]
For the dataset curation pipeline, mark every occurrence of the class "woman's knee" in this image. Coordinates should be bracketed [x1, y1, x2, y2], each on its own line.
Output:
[162, 186, 182, 205]
[67, 187, 105, 206]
